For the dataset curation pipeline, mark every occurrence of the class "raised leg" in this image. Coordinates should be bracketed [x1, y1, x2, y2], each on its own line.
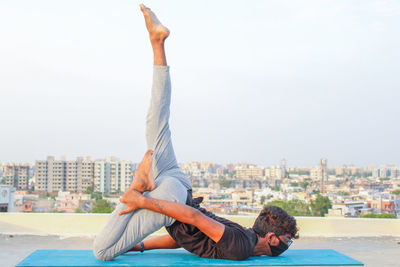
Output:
[130, 4, 190, 192]
[92, 5, 190, 261]
[140, 4, 190, 189]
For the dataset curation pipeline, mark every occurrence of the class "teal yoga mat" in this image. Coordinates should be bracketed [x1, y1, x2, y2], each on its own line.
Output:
[17, 249, 363, 266]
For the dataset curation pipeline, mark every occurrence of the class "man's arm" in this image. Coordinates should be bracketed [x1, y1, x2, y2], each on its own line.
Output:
[129, 234, 180, 251]
[120, 189, 225, 243]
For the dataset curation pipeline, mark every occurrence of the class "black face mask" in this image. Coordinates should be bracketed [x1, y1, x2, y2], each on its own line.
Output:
[269, 238, 289, 257]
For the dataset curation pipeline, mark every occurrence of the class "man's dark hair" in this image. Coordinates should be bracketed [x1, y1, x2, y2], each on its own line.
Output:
[252, 205, 299, 239]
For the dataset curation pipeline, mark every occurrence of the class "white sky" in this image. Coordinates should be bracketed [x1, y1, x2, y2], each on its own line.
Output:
[1, 0, 399, 166]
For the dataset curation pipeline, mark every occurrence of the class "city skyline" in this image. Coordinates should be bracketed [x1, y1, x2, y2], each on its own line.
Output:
[0, 155, 399, 168]
[2, 155, 399, 219]
[1, 0, 399, 166]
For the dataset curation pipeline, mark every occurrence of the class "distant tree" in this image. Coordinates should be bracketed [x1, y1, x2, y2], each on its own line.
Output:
[85, 186, 93, 194]
[260, 196, 266, 205]
[271, 186, 281, 191]
[290, 182, 299, 187]
[299, 181, 309, 189]
[310, 194, 332, 217]
[363, 171, 372, 177]
[75, 208, 83, 213]
[267, 200, 312, 216]
[392, 190, 400, 195]
[288, 171, 311, 175]
[91, 192, 102, 201]
[218, 176, 231, 188]
[228, 170, 236, 178]
[361, 213, 396, 219]
[91, 199, 113, 213]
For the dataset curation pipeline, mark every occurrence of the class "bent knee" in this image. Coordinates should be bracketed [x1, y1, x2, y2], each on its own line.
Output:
[93, 239, 115, 261]
[151, 176, 187, 203]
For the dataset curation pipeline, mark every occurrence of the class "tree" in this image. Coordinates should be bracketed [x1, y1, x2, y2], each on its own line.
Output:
[260, 196, 266, 205]
[392, 190, 400, 195]
[91, 199, 113, 213]
[91, 192, 102, 201]
[361, 213, 396, 219]
[310, 194, 332, 217]
[85, 186, 93, 194]
[218, 176, 231, 188]
[228, 170, 236, 178]
[299, 181, 309, 189]
[267, 200, 312, 216]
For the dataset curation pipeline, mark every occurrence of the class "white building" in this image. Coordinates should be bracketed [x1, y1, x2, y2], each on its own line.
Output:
[35, 156, 94, 193]
[327, 202, 366, 217]
[311, 158, 328, 193]
[0, 185, 15, 212]
[265, 166, 284, 179]
[94, 157, 134, 193]
[2, 163, 30, 190]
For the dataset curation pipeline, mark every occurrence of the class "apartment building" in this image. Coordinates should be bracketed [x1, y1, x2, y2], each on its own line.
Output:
[235, 165, 265, 179]
[35, 156, 94, 193]
[66, 157, 94, 192]
[2, 163, 30, 190]
[94, 157, 135, 193]
[36, 156, 65, 192]
[265, 166, 284, 179]
[372, 165, 400, 178]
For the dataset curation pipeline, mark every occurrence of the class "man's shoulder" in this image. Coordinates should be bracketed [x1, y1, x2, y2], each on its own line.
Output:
[215, 222, 257, 260]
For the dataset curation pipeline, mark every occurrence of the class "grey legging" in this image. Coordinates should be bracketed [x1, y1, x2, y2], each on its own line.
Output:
[93, 66, 192, 261]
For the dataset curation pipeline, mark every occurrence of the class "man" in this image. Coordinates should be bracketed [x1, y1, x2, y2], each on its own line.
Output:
[93, 4, 298, 261]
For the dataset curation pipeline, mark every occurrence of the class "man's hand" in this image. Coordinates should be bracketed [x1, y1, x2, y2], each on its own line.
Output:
[119, 188, 145, 215]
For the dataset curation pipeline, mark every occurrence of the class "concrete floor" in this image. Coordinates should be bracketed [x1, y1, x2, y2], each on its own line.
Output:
[2, 234, 400, 267]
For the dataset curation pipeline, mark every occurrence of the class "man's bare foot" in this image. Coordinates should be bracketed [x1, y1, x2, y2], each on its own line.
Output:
[140, 4, 170, 44]
[131, 149, 155, 193]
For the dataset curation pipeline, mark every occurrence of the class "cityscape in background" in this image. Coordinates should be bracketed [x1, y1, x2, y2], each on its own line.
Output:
[0, 156, 399, 218]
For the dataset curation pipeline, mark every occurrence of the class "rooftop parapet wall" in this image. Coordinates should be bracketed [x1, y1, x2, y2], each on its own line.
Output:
[0, 213, 399, 237]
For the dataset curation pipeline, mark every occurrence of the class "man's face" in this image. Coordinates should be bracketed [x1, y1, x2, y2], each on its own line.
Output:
[265, 233, 291, 257]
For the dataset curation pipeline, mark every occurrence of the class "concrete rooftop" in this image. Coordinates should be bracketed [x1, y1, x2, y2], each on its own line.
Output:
[2, 234, 400, 267]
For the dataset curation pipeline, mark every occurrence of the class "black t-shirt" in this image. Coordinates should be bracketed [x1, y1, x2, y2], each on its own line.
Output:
[165, 191, 258, 260]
